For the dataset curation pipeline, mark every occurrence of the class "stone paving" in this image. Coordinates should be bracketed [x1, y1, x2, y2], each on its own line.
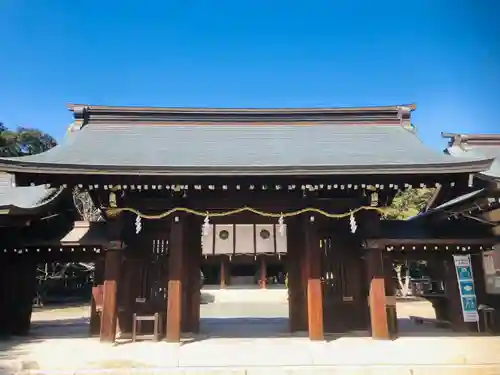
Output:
[1, 299, 500, 374]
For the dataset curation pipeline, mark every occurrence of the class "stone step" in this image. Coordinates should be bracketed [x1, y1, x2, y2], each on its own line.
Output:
[11, 365, 500, 375]
[201, 288, 288, 303]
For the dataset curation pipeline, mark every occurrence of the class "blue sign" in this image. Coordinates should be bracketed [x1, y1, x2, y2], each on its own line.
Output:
[456, 266, 472, 280]
[462, 296, 477, 312]
[453, 255, 479, 323]
[459, 280, 475, 296]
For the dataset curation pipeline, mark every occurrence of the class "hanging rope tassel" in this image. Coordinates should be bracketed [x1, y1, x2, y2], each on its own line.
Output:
[349, 211, 358, 234]
[135, 214, 142, 234]
[202, 213, 210, 236]
[278, 213, 285, 236]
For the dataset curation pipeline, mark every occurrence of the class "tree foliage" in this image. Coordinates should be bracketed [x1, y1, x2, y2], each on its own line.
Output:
[0, 122, 57, 157]
[384, 188, 436, 297]
[384, 188, 436, 220]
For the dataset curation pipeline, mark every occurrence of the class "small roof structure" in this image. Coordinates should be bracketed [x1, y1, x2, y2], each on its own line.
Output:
[0, 173, 64, 216]
[443, 133, 500, 182]
[365, 218, 498, 252]
[23, 221, 109, 249]
[0, 104, 493, 178]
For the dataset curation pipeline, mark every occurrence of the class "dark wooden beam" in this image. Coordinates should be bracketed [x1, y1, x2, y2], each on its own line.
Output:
[15, 171, 472, 191]
[366, 237, 497, 248]
[123, 193, 361, 213]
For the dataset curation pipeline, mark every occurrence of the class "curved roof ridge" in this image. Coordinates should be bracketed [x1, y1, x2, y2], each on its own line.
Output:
[442, 132, 500, 147]
[68, 103, 417, 113]
[68, 103, 416, 128]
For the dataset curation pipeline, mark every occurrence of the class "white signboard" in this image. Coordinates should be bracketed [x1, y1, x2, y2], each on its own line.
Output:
[453, 254, 479, 323]
[483, 248, 500, 295]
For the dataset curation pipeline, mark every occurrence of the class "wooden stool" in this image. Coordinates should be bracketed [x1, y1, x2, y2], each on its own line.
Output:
[132, 312, 162, 342]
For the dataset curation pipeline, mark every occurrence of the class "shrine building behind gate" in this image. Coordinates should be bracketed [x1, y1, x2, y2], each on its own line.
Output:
[0, 103, 494, 342]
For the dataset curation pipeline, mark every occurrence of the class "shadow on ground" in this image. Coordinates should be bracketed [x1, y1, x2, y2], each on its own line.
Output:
[1, 300, 494, 355]
[200, 293, 215, 304]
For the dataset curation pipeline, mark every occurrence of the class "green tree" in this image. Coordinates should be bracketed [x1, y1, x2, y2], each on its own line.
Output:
[384, 188, 435, 220]
[384, 188, 436, 297]
[0, 122, 56, 156]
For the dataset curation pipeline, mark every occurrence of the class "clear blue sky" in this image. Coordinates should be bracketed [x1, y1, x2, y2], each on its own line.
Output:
[0, 1, 498, 149]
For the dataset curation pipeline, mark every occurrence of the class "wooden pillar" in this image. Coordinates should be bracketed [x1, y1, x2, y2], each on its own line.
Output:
[189, 230, 202, 333]
[181, 234, 191, 334]
[287, 218, 306, 332]
[182, 217, 202, 333]
[259, 257, 267, 289]
[220, 257, 227, 288]
[100, 249, 122, 342]
[166, 216, 184, 342]
[0, 258, 8, 336]
[90, 257, 104, 336]
[299, 237, 309, 329]
[305, 216, 324, 341]
[8, 261, 37, 336]
[366, 248, 390, 340]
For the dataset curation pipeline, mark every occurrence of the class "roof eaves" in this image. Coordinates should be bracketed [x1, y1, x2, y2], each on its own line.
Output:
[0, 158, 494, 177]
[0, 186, 66, 215]
[422, 189, 487, 216]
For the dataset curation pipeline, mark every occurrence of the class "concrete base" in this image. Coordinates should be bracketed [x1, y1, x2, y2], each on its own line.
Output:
[4, 365, 500, 375]
[3, 300, 499, 375]
[2, 335, 500, 375]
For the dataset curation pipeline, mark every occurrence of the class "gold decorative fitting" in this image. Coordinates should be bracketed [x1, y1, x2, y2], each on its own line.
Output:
[105, 208, 121, 218]
[109, 192, 117, 208]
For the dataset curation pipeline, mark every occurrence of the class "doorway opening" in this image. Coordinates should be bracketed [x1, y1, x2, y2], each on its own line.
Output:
[198, 223, 290, 338]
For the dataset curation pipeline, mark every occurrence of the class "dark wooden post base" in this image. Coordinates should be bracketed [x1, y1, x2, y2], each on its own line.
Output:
[166, 216, 184, 342]
[366, 248, 390, 340]
[259, 257, 267, 289]
[182, 217, 202, 334]
[0, 261, 37, 336]
[100, 250, 122, 342]
[287, 218, 307, 332]
[220, 257, 227, 288]
[305, 216, 324, 341]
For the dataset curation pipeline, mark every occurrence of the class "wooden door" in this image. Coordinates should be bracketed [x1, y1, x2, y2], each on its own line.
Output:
[321, 235, 369, 333]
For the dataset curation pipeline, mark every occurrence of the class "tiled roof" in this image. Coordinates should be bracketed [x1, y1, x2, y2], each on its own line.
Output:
[418, 189, 489, 218]
[0, 105, 492, 177]
[0, 173, 62, 213]
[444, 133, 500, 181]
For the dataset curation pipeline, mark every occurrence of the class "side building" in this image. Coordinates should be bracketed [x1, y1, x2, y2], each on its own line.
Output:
[418, 133, 500, 331]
